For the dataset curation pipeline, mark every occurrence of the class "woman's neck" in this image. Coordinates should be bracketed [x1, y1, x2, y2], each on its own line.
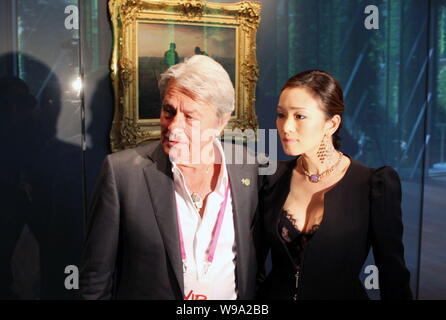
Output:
[298, 149, 340, 175]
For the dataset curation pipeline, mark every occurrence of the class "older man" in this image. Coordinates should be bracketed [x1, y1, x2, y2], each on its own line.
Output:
[80, 55, 261, 300]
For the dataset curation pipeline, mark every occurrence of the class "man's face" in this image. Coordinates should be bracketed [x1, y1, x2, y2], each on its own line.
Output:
[160, 81, 228, 164]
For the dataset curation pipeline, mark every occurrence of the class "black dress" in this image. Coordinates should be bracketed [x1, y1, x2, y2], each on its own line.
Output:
[278, 209, 319, 300]
[256, 156, 413, 300]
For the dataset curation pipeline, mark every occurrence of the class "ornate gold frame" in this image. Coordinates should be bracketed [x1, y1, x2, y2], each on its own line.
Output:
[108, 0, 261, 152]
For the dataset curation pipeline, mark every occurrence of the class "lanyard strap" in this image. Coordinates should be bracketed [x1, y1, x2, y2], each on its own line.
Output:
[176, 178, 231, 272]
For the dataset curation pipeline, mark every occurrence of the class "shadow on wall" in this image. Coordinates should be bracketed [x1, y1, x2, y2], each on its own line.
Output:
[0, 52, 83, 300]
[83, 69, 114, 207]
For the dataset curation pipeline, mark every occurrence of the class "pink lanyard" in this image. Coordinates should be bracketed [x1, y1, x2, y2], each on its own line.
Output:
[176, 179, 231, 274]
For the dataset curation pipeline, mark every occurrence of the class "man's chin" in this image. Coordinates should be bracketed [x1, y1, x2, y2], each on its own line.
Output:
[164, 142, 192, 164]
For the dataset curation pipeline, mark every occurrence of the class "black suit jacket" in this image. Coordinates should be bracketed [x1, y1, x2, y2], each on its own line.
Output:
[257, 157, 413, 300]
[80, 141, 260, 299]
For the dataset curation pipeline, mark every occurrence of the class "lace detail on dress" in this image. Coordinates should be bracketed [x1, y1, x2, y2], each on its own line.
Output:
[281, 209, 320, 243]
[279, 208, 320, 267]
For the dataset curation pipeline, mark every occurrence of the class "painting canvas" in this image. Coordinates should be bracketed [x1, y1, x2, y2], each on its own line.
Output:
[138, 23, 236, 119]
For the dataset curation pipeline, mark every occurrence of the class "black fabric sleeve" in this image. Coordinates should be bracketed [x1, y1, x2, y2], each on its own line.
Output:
[369, 166, 413, 300]
[79, 155, 120, 300]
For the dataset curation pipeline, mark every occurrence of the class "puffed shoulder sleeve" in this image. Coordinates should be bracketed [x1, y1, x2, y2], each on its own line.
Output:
[370, 166, 413, 299]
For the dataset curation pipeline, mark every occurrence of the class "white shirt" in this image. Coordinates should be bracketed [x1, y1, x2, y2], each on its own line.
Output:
[171, 139, 237, 300]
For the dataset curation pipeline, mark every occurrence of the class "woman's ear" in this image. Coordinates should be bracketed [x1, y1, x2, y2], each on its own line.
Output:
[326, 114, 341, 135]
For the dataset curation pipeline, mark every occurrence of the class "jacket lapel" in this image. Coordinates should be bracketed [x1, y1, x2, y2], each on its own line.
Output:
[143, 143, 184, 296]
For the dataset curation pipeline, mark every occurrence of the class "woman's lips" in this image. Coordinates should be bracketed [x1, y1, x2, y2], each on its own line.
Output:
[282, 138, 298, 144]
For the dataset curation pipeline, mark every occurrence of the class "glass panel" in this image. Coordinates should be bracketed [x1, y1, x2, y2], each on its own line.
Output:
[0, 0, 83, 299]
[419, 0, 446, 300]
[81, 0, 115, 208]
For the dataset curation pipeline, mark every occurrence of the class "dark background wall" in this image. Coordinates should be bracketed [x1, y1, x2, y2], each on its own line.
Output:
[0, 0, 445, 299]
[0, 0, 83, 299]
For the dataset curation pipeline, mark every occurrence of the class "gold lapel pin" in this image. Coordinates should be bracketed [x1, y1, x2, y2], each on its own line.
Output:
[241, 178, 251, 186]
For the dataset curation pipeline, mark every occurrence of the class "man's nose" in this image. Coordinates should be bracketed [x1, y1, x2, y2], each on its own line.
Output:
[168, 112, 185, 132]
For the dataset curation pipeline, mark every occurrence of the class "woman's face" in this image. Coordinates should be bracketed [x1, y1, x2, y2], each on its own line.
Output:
[276, 87, 333, 157]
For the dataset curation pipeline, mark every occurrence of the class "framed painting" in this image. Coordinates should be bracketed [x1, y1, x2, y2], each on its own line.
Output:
[109, 0, 261, 151]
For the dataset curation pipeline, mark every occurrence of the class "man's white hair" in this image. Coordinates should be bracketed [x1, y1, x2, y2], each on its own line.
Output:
[158, 55, 235, 117]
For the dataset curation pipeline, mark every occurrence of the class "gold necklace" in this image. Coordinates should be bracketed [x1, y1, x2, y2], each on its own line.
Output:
[299, 151, 343, 183]
[190, 165, 211, 211]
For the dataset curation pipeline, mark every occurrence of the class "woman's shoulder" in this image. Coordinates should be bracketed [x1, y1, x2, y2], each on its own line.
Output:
[347, 157, 401, 195]
[337, 156, 371, 185]
[262, 158, 297, 190]
[370, 165, 402, 199]
[348, 157, 400, 179]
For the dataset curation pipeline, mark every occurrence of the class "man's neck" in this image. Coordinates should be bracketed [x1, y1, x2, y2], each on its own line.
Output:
[176, 140, 219, 175]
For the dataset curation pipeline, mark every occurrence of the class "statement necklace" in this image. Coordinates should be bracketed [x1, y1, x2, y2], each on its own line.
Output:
[299, 151, 343, 183]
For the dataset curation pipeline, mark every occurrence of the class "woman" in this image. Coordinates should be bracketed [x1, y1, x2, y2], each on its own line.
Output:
[257, 70, 412, 300]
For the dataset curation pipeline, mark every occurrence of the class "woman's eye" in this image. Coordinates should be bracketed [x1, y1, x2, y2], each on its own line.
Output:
[295, 114, 306, 120]
[276, 112, 284, 118]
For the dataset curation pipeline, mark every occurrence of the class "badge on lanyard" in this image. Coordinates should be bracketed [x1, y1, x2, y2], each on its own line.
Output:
[183, 270, 214, 300]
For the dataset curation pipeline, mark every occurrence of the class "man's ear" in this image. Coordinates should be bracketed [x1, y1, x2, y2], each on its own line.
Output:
[217, 112, 231, 134]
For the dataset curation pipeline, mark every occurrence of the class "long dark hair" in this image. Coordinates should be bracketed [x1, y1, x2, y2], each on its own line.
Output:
[281, 70, 344, 150]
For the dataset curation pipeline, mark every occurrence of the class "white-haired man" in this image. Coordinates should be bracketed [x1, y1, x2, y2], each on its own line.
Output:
[80, 55, 262, 300]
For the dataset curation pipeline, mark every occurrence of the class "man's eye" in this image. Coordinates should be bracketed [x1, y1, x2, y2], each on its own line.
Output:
[162, 108, 174, 117]
[163, 113, 173, 120]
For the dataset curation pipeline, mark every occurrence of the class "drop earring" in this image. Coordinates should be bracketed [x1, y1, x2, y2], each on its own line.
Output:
[316, 134, 334, 165]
